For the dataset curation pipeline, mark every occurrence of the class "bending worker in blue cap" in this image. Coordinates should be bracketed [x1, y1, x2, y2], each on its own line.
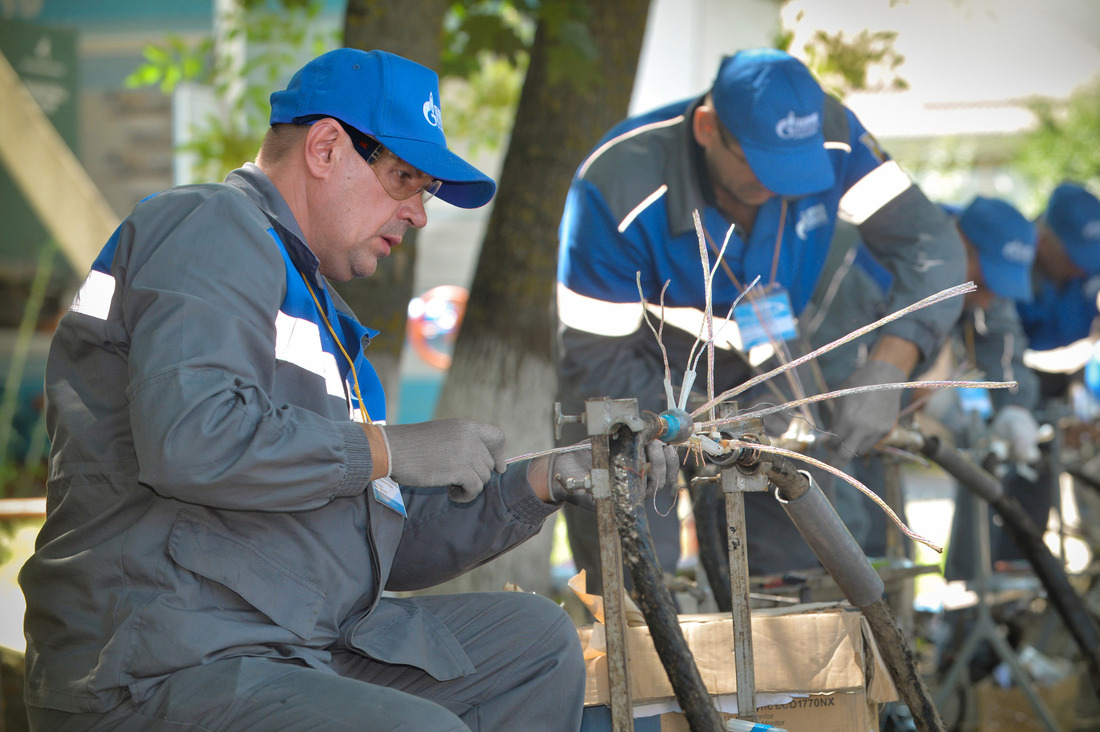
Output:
[807, 197, 1041, 566]
[1017, 182, 1100, 354]
[555, 48, 964, 584]
[19, 48, 679, 731]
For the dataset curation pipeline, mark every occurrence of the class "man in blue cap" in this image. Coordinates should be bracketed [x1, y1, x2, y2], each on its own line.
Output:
[1018, 182, 1100, 352]
[19, 48, 680, 731]
[933, 198, 1045, 578]
[805, 196, 1041, 563]
[554, 47, 964, 588]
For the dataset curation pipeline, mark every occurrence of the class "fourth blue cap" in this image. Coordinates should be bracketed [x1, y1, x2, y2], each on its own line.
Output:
[957, 196, 1036, 302]
[1045, 182, 1100, 275]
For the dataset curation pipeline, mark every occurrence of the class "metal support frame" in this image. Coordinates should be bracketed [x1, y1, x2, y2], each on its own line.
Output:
[718, 406, 769, 722]
[585, 398, 645, 732]
[581, 397, 727, 732]
[882, 456, 917, 639]
[933, 489, 1062, 732]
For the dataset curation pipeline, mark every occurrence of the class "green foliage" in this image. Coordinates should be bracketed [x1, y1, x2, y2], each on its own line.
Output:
[440, 1, 601, 151]
[802, 29, 908, 99]
[442, 52, 528, 154]
[1016, 76, 1100, 194]
[125, 0, 338, 182]
[775, 6, 908, 100]
[126, 0, 606, 172]
[439, 1, 535, 151]
[443, 1, 536, 77]
[126, 37, 211, 95]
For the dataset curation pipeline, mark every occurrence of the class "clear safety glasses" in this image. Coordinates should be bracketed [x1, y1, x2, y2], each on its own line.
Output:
[338, 121, 443, 203]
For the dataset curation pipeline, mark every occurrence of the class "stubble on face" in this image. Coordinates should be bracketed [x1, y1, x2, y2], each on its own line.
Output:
[709, 134, 773, 209]
[312, 150, 409, 282]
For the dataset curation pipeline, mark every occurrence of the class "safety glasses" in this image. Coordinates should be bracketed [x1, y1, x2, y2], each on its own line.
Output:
[338, 121, 443, 203]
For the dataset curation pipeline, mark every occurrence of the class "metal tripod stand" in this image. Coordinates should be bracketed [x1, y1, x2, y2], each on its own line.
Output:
[933, 485, 1062, 731]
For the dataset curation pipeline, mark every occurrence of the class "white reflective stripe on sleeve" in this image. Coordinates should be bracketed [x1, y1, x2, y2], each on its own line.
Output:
[748, 343, 776, 366]
[838, 160, 912, 225]
[579, 116, 683, 179]
[824, 141, 851, 152]
[275, 310, 346, 399]
[619, 185, 668, 233]
[643, 302, 740, 351]
[557, 283, 644, 336]
[69, 270, 116, 320]
[559, 284, 744, 351]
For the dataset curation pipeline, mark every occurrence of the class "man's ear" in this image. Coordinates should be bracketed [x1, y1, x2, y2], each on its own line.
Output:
[693, 104, 720, 148]
[303, 118, 342, 178]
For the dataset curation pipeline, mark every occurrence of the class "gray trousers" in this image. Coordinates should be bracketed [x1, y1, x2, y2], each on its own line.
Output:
[28, 592, 585, 732]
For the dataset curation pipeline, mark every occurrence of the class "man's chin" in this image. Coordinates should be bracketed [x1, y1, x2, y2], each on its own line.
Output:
[350, 261, 380, 280]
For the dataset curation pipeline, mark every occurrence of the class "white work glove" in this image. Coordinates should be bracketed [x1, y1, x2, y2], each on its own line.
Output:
[379, 419, 507, 503]
[546, 441, 680, 511]
[990, 405, 1041, 465]
[825, 360, 907, 458]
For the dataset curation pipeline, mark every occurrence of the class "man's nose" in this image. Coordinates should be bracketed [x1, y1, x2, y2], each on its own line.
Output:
[401, 196, 428, 229]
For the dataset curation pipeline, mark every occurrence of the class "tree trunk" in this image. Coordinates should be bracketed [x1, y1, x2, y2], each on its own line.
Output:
[335, 0, 450, 416]
[431, 0, 651, 597]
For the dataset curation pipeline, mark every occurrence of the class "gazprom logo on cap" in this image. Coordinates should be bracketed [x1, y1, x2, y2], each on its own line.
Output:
[775, 110, 820, 140]
[423, 92, 443, 131]
[1001, 240, 1034, 264]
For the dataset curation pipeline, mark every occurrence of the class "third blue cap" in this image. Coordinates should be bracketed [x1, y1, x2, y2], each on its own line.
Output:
[957, 196, 1036, 302]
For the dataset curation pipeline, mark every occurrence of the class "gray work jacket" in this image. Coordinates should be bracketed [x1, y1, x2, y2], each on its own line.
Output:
[20, 164, 555, 713]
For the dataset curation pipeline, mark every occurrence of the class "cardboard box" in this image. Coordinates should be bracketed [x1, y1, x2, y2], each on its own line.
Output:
[578, 602, 897, 706]
[975, 673, 1080, 731]
[658, 691, 879, 732]
[577, 602, 897, 732]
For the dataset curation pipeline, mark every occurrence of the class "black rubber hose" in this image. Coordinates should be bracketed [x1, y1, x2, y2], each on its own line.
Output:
[609, 423, 725, 732]
[689, 472, 733, 613]
[768, 456, 947, 732]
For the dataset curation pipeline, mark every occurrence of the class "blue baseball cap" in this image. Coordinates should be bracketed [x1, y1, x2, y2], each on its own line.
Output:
[1045, 182, 1100, 274]
[710, 49, 834, 198]
[270, 49, 496, 209]
[956, 197, 1036, 302]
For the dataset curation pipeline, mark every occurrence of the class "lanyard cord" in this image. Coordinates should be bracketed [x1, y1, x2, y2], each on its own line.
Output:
[767, 198, 788, 288]
[707, 198, 788, 293]
[301, 272, 373, 424]
[706, 199, 809, 412]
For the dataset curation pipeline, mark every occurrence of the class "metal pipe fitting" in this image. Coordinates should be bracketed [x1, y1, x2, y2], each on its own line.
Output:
[775, 470, 885, 609]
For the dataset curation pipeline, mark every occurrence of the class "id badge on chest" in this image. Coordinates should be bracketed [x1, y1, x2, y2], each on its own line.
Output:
[372, 476, 407, 517]
[733, 287, 798, 351]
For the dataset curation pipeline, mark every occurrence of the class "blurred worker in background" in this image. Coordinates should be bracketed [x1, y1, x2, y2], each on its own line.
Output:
[554, 47, 964, 590]
[935, 198, 1044, 578]
[807, 197, 1041, 565]
[1017, 182, 1100, 356]
[19, 48, 679, 732]
[1016, 183, 1100, 576]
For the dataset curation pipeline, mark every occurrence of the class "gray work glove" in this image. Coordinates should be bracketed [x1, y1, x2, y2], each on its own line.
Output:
[990, 405, 1041, 464]
[825, 359, 907, 458]
[547, 441, 680, 511]
[380, 419, 507, 502]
